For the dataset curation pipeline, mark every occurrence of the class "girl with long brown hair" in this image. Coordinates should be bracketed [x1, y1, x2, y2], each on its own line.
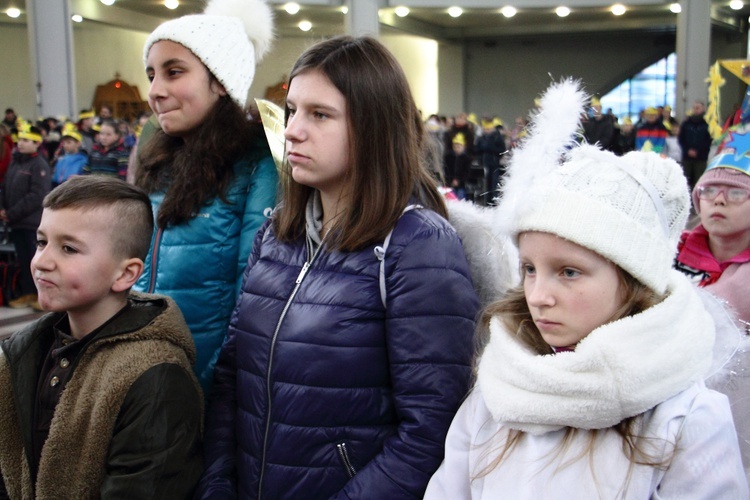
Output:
[198, 36, 480, 498]
[135, 0, 278, 395]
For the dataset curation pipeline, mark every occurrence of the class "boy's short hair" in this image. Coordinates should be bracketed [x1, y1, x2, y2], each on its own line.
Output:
[43, 177, 154, 261]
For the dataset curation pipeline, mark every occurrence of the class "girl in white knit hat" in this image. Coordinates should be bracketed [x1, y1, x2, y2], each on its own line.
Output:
[425, 79, 748, 499]
[135, 0, 279, 396]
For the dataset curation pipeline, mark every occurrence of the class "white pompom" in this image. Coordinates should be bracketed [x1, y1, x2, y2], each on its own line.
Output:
[204, 0, 275, 62]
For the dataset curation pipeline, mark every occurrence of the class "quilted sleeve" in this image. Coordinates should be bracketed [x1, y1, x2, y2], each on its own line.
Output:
[334, 213, 480, 498]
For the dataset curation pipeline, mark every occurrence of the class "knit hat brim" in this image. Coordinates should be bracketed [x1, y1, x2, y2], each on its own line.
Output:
[517, 186, 674, 295]
[143, 0, 274, 110]
[144, 16, 254, 109]
[692, 166, 750, 213]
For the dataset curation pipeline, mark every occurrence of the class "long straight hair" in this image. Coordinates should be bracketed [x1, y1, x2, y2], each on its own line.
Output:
[274, 35, 446, 251]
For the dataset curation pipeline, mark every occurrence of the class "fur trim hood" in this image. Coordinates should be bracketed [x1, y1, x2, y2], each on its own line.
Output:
[446, 200, 518, 309]
[97, 292, 197, 365]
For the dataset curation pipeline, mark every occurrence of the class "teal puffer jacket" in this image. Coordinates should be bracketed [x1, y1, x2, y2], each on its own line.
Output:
[134, 146, 278, 395]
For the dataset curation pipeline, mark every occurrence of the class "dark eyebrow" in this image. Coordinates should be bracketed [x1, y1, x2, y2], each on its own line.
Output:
[286, 99, 340, 114]
[145, 58, 187, 72]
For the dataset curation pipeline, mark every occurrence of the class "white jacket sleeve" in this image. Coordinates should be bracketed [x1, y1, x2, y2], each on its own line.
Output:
[425, 388, 489, 500]
[654, 389, 749, 499]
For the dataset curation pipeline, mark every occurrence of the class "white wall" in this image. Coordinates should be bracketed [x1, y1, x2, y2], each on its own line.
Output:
[2, 20, 745, 126]
[0, 25, 35, 120]
[382, 34, 439, 117]
[74, 23, 150, 114]
[0, 22, 440, 122]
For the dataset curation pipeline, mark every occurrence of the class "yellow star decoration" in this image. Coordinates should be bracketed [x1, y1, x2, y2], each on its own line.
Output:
[706, 61, 727, 140]
[254, 98, 287, 185]
[719, 60, 750, 85]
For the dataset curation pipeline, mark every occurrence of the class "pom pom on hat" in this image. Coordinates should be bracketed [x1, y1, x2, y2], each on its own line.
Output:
[143, 0, 275, 109]
[496, 78, 690, 295]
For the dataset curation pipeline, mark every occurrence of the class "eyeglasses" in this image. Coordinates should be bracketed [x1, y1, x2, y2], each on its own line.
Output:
[696, 185, 750, 204]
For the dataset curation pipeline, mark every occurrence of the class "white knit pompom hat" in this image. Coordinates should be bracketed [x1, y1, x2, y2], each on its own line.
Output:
[496, 79, 690, 295]
[143, 0, 274, 109]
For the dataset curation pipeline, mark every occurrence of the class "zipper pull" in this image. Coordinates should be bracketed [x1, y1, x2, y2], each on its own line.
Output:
[296, 262, 310, 284]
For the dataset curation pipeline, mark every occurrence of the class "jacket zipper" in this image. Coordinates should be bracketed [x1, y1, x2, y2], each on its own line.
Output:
[146, 228, 163, 293]
[258, 234, 323, 497]
[336, 443, 357, 478]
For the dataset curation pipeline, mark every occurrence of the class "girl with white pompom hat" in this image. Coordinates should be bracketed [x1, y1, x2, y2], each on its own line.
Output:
[425, 79, 748, 499]
[135, 0, 279, 396]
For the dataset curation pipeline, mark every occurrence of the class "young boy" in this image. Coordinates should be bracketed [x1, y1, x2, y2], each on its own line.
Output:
[443, 133, 473, 200]
[1, 125, 50, 309]
[51, 124, 88, 187]
[0, 176, 203, 498]
[674, 124, 750, 331]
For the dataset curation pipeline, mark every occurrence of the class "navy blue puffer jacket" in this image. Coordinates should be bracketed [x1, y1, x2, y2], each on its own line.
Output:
[199, 208, 480, 499]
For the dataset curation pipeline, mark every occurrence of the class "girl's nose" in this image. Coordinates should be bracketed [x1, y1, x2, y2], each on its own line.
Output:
[284, 113, 304, 142]
[525, 278, 555, 308]
[714, 190, 728, 205]
[148, 75, 166, 102]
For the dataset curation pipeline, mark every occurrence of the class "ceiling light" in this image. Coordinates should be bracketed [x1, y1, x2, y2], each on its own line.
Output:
[730, 0, 744, 10]
[164, 0, 179, 9]
[611, 4, 626, 15]
[555, 6, 570, 17]
[448, 6, 463, 18]
[501, 6, 517, 18]
[100, 0, 115, 5]
[395, 6, 409, 17]
[340, 6, 348, 14]
[71, 14, 83, 22]
[284, 3, 300, 14]
[6, 7, 20, 18]
[298, 20, 312, 31]
[669, 3, 681, 13]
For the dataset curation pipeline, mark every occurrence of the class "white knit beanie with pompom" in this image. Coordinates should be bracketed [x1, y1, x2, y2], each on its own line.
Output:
[143, 0, 274, 109]
[496, 79, 690, 295]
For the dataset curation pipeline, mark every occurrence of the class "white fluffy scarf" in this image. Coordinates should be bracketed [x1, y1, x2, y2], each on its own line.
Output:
[477, 270, 715, 435]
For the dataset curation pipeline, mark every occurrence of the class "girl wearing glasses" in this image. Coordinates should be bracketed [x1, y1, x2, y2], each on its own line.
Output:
[674, 127, 750, 330]
[674, 125, 750, 483]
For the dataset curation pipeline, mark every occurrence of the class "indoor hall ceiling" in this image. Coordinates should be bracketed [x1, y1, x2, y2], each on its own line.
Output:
[0, 0, 748, 40]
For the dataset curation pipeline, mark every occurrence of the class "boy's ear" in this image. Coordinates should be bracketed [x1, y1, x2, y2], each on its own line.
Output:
[111, 258, 144, 293]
